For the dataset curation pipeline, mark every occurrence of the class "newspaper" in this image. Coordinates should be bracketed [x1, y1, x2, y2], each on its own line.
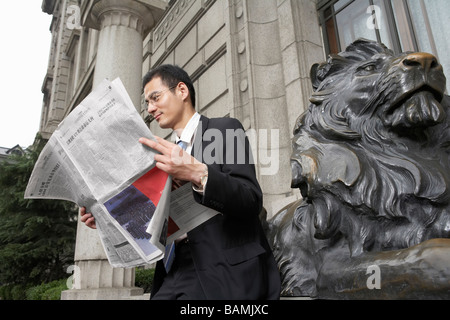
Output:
[24, 78, 218, 268]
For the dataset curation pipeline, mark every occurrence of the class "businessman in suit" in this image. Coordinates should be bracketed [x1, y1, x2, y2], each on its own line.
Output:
[81, 64, 280, 300]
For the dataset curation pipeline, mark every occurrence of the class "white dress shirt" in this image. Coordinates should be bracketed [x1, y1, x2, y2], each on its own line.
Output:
[171, 112, 200, 154]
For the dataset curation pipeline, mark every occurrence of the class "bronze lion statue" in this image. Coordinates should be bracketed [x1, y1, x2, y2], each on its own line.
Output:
[267, 39, 450, 299]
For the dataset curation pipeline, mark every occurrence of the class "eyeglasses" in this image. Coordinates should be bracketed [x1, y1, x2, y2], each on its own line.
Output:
[146, 85, 177, 107]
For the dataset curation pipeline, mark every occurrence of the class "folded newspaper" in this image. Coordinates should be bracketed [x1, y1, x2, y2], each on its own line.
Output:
[24, 78, 218, 268]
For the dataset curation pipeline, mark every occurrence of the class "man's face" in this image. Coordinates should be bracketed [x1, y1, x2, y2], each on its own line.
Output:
[144, 77, 185, 130]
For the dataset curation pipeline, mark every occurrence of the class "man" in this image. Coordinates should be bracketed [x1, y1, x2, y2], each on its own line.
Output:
[81, 64, 280, 300]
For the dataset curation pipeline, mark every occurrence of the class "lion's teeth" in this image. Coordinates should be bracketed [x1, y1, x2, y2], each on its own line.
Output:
[406, 96, 422, 123]
[429, 97, 445, 123]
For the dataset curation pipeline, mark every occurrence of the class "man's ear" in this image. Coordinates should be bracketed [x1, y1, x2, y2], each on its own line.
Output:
[177, 82, 190, 103]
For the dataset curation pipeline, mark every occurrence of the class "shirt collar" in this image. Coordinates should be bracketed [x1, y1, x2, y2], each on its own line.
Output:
[172, 112, 200, 145]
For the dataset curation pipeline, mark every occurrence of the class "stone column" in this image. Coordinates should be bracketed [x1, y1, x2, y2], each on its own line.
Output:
[227, 0, 325, 218]
[61, 0, 166, 300]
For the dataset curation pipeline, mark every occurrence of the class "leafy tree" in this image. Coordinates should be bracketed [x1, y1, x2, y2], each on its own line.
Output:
[0, 138, 77, 286]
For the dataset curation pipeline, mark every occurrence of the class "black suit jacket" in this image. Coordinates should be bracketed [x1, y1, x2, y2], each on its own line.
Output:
[151, 116, 281, 300]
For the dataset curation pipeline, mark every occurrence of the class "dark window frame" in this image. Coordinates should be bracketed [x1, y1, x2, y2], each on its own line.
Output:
[318, 0, 405, 55]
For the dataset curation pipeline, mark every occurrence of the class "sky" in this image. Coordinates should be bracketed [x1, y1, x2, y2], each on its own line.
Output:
[0, 2, 52, 149]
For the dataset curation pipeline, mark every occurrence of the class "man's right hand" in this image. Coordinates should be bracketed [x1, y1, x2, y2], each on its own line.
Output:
[80, 207, 97, 229]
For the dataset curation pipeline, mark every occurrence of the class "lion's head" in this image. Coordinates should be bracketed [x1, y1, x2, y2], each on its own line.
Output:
[307, 39, 446, 136]
[290, 39, 450, 255]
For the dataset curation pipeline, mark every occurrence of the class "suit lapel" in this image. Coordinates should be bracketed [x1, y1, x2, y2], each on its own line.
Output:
[192, 115, 209, 160]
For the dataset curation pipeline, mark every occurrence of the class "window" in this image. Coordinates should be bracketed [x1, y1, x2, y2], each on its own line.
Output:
[319, 0, 450, 93]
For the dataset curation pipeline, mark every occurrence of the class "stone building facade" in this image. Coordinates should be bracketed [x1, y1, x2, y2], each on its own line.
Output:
[39, 0, 449, 299]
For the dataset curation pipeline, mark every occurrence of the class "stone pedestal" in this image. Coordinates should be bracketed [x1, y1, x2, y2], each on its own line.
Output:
[316, 239, 450, 300]
[61, 0, 166, 300]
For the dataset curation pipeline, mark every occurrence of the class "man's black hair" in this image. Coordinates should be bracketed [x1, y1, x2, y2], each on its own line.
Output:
[142, 64, 196, 107]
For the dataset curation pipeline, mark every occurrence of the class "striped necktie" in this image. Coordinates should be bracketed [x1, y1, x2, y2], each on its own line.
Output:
[163, 140, 188, 272]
